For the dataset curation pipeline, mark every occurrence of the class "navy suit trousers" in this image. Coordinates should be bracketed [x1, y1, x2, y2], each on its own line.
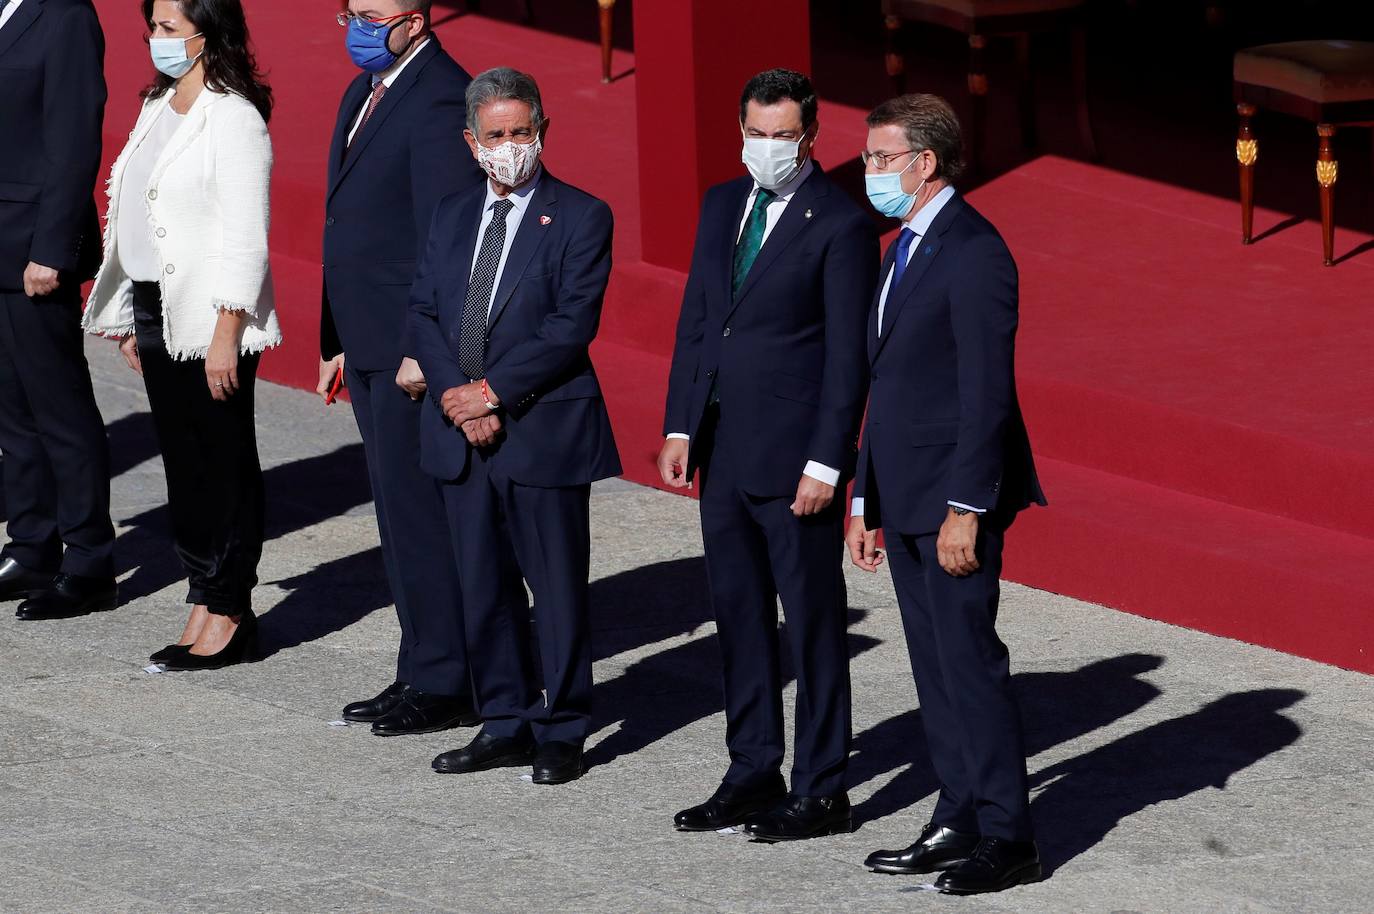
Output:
[346, 366, 467, 695]
[883, 524, 1034, 840]
[442, 451, 593, 746]
[698, 406, 851, 797]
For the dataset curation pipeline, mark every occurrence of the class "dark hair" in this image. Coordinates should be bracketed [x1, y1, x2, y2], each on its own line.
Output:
[865, 93, 965, 182]
[739, 68, 817, 130]
[141, 0, 273, 123]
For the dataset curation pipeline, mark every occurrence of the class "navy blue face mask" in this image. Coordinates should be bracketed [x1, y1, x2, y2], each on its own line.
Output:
[344, 11, 419, 73]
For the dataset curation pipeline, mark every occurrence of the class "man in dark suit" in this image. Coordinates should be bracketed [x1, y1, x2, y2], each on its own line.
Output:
[320, 0, 484, 734]
[410, 67, 620, 785]
[846, 94, 1047, 895]
[0, 0, 117, 621]
[658, 69, 878, 842]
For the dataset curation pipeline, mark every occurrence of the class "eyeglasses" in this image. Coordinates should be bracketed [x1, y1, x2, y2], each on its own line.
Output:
[860, 149, 918, 170]
[336, 9, 421, 32]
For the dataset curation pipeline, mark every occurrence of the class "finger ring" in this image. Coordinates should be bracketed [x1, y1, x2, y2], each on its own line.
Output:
[215, 381, 224, 388]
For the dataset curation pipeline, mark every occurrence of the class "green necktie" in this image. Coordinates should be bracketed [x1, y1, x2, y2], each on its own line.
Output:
[731, 188, 777, 299]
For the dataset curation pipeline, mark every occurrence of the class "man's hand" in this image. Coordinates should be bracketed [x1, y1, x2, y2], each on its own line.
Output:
[23, 262, 60, 298]
[317, 353, 346, 403]
[791, 474, 835, 517]
[118, 335, 142, 376]
[395, 357, 427, 400]
[657, 437, 690, 488]
[461, 414, 503, 447]
[936, 507, 980, 577]
[441, 381, 491, 425]
[846, 515, 883, 572]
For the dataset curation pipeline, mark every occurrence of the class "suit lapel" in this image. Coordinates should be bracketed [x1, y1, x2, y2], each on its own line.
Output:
[714, 180, 751, 313]
[327, 75, 371, 191]
[868, 240, 898, 362]
[0, 0, 42, 58]
[329, 40, 441, 196]
[872, 194, 964, 363]
[487, 174, 559, 330]
[724, 168, 825, 324]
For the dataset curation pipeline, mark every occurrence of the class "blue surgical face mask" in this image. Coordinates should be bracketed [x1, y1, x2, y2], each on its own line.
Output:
[149, 33, 203, 79]
[346, 16, 412, 73]
[865, 153, 926, 219]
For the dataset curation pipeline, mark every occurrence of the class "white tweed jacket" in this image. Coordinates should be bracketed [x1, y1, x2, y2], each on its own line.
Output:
[84, 88, 282, 360]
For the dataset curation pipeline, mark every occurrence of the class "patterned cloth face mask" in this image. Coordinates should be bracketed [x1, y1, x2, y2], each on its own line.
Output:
[476, 136, 543, 187]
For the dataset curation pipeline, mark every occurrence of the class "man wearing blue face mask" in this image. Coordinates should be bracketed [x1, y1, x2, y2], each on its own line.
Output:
[660, 68, 878, 843]
[847, 93, 1047, 896]
[319, 0, 485, 737]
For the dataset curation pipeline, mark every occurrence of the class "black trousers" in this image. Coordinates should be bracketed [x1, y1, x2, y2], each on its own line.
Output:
[884, 523, 1034, 841]
[442, 450, 592, 746]
[0, 287, 114, 578]
[346, 366, 468, 696]
[697, 405, 852, 798]
[132, 282, 263, 616]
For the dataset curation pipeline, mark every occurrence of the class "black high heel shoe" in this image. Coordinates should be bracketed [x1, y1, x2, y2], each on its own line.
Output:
[163, 611, 258, 671]
[149, 643, 192, 664]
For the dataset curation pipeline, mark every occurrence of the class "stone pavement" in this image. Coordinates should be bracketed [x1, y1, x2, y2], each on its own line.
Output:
[1, 341, 1371, 913]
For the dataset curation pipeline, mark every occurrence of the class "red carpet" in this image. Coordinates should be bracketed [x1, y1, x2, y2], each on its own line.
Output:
[87, 3, 1374, 672]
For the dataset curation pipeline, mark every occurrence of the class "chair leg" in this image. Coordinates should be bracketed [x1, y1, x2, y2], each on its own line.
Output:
[598, 0, 614, 83]
[968, 33, 988, 174]
[1236, 102, 1257, 244]
[1317, 124, 1338, 266]
[1015, 32, 1037, 151]
[1070, 25, 1098, 161]
[884, 14, 907, 95]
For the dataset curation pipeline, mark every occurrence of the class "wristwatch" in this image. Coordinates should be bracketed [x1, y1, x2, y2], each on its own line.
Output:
[951, 506, 974, 516]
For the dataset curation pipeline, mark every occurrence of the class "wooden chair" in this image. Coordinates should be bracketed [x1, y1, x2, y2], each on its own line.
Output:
[881, 0, 1097, 173]
[463, 0, 618, 83]
[1234, 40, 1374, 266]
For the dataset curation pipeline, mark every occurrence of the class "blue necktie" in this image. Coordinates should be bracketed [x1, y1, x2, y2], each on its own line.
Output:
[890, 227, 916, 292]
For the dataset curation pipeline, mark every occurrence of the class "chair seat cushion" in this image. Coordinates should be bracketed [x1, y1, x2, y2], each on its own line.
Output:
[1235, 41, 1374, 104]
[885, 0, 1083, 19]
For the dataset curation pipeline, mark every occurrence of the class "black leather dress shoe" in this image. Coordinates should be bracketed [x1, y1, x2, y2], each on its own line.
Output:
[742, 793, 852, 842]
[341, 681, 408, 723]
[432, 731, 535, 773]
[934, 837, 1042, 895]
[865, 823, 980, 875]
[371, 687, 480, 736]
[15, 573, 117, 621]
[532, 741, 584, 785]
[0, 557, 55, 602]
[674, 776, 787, 832]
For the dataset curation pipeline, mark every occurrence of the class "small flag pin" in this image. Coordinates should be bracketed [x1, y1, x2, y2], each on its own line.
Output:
[539, 215, 553, 226]
[804, 209, 813, 219]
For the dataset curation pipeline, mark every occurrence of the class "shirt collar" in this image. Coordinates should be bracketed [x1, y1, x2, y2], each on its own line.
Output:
[904, 183, 956, 236]
[374, 36, 431, 88]
[753, 157, 814, 202]
[483, 164, 543, 214]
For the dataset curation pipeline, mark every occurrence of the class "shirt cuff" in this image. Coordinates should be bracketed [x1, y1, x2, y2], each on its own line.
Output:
[666, 432, 690, 441]
[802, 461, 840, 487]
[851, 496, 865, 518]
[948, 501, 986, 514]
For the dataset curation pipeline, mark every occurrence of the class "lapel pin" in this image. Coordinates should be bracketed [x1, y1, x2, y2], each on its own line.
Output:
[539, 215, 553, 226]
[804, 209, 813, 219]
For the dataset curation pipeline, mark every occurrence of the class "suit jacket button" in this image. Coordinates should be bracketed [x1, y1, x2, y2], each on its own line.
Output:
[722, 328, 731, 337]
[706, 369, 715, 378]
[326, 217, 335, 226]
[165, 264, 175, 275]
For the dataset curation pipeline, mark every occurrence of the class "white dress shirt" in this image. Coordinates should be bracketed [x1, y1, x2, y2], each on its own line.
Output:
[116, 106, 186, 283]
[852, 184, 985, 519]
[669, 159, 842, 488]
[346, 36, 431, 146]
[470, 166, 542, 317]
[0, 0, 24, 30]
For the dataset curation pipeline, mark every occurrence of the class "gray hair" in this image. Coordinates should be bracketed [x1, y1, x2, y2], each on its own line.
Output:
[465, 67, 545, 134]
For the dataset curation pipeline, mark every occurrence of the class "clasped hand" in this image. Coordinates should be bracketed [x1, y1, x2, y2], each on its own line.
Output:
[440, 381, 492, 425]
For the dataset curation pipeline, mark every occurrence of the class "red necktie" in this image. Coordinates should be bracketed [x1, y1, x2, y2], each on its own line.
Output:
[349, 81, 387, 150]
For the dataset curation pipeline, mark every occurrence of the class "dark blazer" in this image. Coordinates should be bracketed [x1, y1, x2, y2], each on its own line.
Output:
[854, 192, 1046, 535]
[321, 37, 483, 369]
[407, 170, 622, 488]
[0, 0, 106, 291]
[663, 166, 878, 497]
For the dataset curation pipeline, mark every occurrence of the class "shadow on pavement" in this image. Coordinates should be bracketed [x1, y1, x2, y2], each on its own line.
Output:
[256, 546, 389, 660]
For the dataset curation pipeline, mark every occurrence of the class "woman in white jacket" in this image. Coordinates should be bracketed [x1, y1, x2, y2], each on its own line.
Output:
[84, 0, 280, 670]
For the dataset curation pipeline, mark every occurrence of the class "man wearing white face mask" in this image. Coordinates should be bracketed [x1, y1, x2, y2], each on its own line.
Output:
[660, 68, 878, 842]
[409, 68, 620, 786]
